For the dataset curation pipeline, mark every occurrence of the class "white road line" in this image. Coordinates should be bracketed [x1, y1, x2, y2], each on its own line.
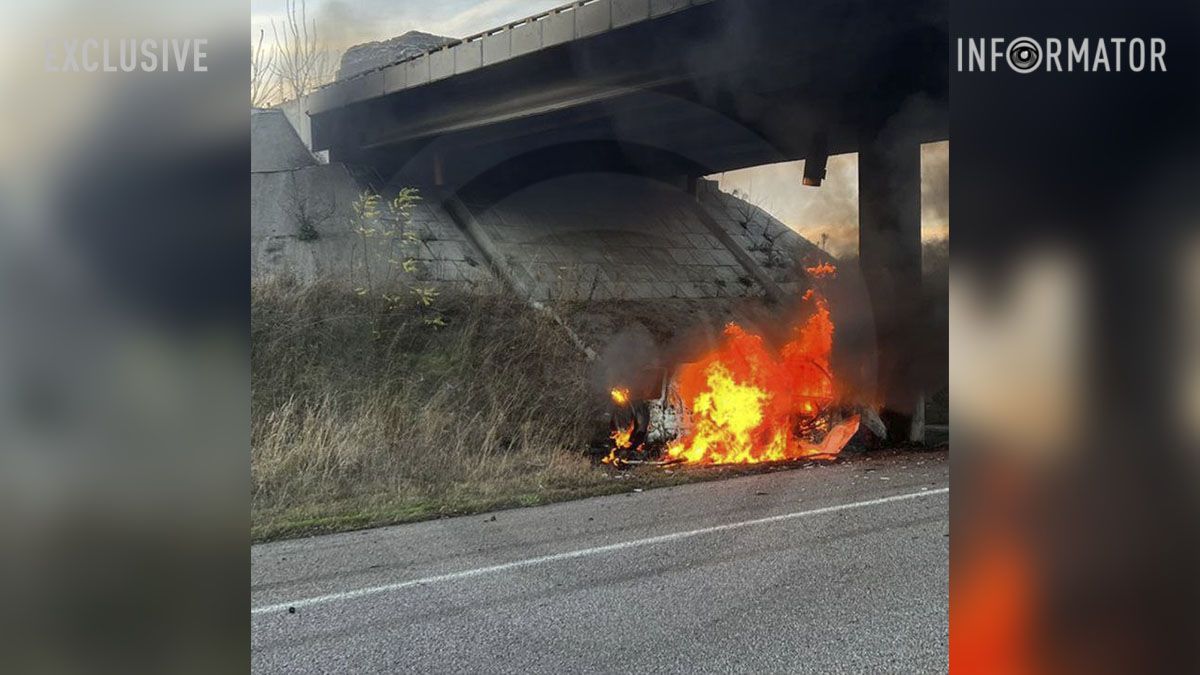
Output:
[252, 486, 949, 616]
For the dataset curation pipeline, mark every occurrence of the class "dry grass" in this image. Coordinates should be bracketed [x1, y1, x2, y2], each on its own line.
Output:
[251, 279, 619, 540]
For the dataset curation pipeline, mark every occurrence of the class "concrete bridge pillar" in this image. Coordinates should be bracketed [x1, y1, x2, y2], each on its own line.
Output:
[859, 137, 925, 444]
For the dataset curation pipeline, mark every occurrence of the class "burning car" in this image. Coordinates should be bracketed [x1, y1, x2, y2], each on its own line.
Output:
[602, 370, 694, 466]
[601, 278, 863, 468]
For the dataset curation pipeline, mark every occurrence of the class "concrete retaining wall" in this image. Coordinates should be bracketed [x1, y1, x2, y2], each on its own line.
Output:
[697, 180, 830, 296]
[251, 109, 316, 172]
[252, 110, 489, 288]
[457, 173, 829, 301]
[251, 110, 832, 298]
[251, 167, 492, 288]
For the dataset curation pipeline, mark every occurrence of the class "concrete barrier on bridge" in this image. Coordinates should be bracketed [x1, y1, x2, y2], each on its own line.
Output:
[430, 47, 455, 81]
[576, 1, 613, 37]
[511, 20, 542, 57]
[453, 39, 483, 74]
[542, 10, 576, 48]
[613, 0, 652, 28]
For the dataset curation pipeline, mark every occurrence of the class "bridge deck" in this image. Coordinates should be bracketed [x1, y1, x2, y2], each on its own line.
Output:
[307, 0, 715, 116]
[302, 0, 947, 192]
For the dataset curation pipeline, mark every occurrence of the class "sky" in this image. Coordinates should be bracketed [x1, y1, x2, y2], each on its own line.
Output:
[715, 142, 950, 258]
[251, 0, 566, 55]
[251, 0, 950, 258]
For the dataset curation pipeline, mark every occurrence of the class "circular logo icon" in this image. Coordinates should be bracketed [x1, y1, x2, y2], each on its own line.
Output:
[1006, 37, 1043, 74]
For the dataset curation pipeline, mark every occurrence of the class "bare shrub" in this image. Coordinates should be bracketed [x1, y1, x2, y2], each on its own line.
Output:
[283, 178, 334, 242]
[271, 0, 334, 101]
[730, 188, 789, 268]
[251, 28, 278, 108]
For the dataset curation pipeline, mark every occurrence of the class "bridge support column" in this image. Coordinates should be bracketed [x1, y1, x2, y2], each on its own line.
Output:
[859, 137, 925, 444]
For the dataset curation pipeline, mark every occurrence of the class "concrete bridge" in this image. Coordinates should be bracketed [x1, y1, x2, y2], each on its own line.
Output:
[302, 0, 946, 182]
[258, 0, 948, 441]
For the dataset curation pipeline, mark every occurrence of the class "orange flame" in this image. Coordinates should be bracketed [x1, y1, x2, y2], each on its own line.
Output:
[665, 290, 858, 465]
[602, 421, 636, 466]
[610, 387, 631, 406]
[805, 262, 837, 279]
[610, 421, 634, 450]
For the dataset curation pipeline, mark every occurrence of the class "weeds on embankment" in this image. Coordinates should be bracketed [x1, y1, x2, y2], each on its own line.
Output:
[250, 280, 625, 540]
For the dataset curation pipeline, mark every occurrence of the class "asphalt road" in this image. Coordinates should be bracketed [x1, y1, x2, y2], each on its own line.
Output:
[252, 451, 949, 674]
